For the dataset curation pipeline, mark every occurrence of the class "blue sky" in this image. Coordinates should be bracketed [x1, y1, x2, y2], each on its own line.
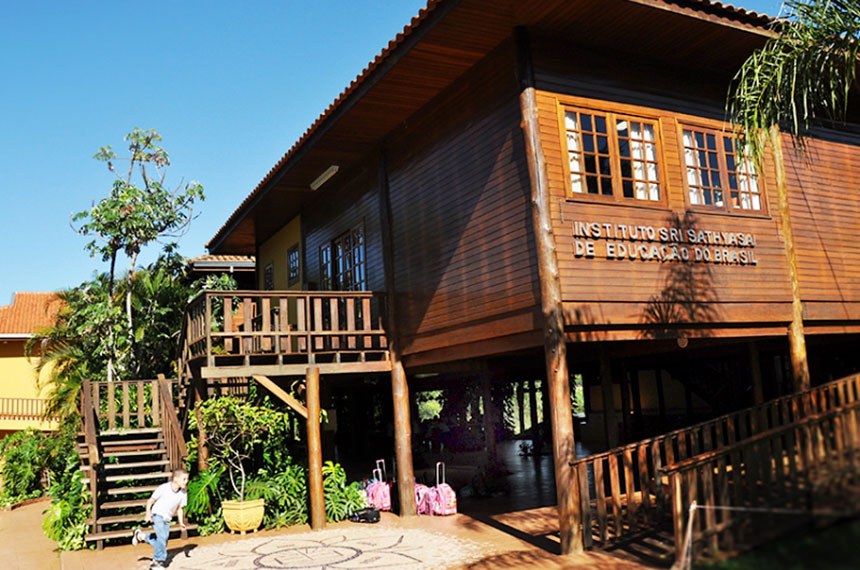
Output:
[0, 0, 784, 303]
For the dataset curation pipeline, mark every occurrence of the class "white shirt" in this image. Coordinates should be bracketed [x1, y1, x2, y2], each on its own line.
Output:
[150, 482, 187, 522]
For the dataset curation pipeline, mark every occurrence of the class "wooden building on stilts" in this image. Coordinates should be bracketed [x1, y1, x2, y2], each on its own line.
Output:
[181, 0, 860, 562]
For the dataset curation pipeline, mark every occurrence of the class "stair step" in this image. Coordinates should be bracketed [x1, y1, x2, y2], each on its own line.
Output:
[100, 428, 163, 437]
[105, 472, 170, 483]
[100, 499, 148, 510]
[93, 512, 147, 525]
[107, 484, 161, 496]
[104, 460, 169, 470]
[104, 449, 166, 458]
[101, 435, 164, 447]
[85, 523, 197, 543]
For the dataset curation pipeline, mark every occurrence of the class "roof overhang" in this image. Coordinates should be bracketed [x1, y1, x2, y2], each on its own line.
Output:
[208, 0, 775, 254]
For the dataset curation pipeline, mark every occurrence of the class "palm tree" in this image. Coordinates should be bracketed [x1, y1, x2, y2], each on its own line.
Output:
[727, 0, 860, 392]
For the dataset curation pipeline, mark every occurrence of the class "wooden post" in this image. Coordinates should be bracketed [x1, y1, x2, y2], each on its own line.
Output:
[770, 126, 810, 392]
[749, 341, 764, 405]
[600, 352, 618, 449]
[528, 378, 540, 451]
[517, 380, 526, 436]
[517, 27, 581, 555]
[378, 146, 417, 517]
[193, 374, 209, 472]
[306, 367, 325, 530]
[481, 371, 497, 462]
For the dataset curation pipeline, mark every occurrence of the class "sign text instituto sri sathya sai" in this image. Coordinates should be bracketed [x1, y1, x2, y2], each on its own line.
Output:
[572, 221, 758, 266]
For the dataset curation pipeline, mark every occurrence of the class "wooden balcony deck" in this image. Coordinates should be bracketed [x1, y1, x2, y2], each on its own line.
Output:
[182, 290, 391, 378]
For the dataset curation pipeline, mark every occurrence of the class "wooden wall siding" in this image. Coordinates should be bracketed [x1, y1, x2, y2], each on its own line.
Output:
[784, 136, 860, 322]
[529, 40, 860, 338]
[303, 166, 385, 293]
[529, 42, 808, 336]
[386, 43, 542, 359]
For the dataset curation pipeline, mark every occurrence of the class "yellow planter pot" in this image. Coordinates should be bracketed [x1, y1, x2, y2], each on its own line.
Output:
[222, 498, 265, 534]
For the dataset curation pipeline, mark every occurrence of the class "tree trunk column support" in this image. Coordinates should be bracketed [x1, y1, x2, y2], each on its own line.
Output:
[770, 126, 809, 392]
[378, 146, 417, 517]
[194, 374, 210, 472]
[517, 27, 582, 555]
[306, 367, 325, 530]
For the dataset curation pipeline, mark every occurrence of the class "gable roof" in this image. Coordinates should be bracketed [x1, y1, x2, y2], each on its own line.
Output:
[207, 0, 776, 254]
[0, 292, 62, 337]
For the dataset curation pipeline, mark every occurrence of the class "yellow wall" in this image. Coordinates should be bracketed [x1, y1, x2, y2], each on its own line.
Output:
[258, 215, 303, 291]
[0, 340, 57, 432]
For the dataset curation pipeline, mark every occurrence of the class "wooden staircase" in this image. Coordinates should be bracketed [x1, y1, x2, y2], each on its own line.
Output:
[79, 376, 196, 548]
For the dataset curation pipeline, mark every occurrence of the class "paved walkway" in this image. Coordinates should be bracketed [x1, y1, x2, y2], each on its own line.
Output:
[0, 498, 62, 570]
[60, 510, 646, 569]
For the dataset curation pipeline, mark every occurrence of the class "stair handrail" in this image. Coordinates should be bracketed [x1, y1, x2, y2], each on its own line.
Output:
[568, 373, 860, 550]
[156, 374, 187, 472]
[80, 379, 100, 466]
[80, 378, 101, 541]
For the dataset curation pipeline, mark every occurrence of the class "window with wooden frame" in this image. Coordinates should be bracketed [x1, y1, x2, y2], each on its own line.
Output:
[563, 107, 663, 203]
[287, 244, 300, 286]
[681, 126, 763, 213]
[319, 244, 333, 291]
[319, 224, 366, 291]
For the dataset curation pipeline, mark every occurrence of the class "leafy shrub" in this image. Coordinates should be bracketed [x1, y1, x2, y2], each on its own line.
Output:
[246, 462, 309, 528]
[185, 465, 224, 518]
[0, 424, 76, 506]
[322, 461, 367, 522]
[42, 469, 89, 550]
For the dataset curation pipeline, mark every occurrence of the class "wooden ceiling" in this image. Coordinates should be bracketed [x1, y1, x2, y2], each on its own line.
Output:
[208, 0, 772, 254]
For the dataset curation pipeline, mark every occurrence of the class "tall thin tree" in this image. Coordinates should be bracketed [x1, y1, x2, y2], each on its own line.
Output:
[727, 0, 860, 391]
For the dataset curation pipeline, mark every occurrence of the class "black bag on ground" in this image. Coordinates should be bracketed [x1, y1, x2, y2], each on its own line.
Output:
[350, 507, 380, 523]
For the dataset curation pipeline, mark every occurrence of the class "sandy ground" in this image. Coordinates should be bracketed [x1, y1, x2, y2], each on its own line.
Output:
[0, 498, 62, 570]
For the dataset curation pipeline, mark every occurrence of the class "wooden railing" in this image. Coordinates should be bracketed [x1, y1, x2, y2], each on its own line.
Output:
[0, 397, 49, 421]
[156, 375, 187, 471]
[570, 373, 860, 550]
[80, 379, 100, 540]
[664, 400, 860, 563]
[184, 290, 389, 368]
[89, 378, 177, 431]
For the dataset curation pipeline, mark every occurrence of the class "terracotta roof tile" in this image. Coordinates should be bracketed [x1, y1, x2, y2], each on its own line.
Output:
[188, 254, 255, 263]
[0, 292, 62, 336]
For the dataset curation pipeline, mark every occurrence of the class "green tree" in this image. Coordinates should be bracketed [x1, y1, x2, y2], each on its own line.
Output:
[72, 128, 204, 380]
[26, 255, 225, 420]
[727, 0, 860, 391]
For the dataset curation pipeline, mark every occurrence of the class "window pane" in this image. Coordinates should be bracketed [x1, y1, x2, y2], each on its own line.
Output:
[566, 111, 612, 196]
[616, 116, 660, 201]
[722, 135, 762, 211]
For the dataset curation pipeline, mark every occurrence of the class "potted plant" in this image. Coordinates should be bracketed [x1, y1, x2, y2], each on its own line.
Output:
[195, 397, 276, 534]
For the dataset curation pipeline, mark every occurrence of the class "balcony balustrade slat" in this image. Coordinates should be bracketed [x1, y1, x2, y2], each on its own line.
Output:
[184, 291, 389, 376]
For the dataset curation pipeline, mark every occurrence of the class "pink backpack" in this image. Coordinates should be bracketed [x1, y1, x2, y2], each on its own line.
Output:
[428, 462, 457, 516]
[366, 468, 391, 511]
[415, 483, 431, 515]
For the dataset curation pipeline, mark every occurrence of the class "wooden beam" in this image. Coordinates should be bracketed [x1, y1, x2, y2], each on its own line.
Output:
[749, 341, 764, 405]
[306, 367, 325, 530]
[201, 360, 392, 379]
[600, 351, 618, 449]
[252, 375, 309, 419]
[517, 27, 581, 555]
[379, 146, 417, 517]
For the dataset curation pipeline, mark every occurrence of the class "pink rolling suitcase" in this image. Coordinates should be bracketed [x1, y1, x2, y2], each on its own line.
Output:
[428, 461, 457, 515]
[366, 459, 392, 511]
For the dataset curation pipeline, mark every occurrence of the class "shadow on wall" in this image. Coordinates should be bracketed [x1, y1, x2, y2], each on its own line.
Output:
[562, 304, 608, 343]
[640, 211, 720, 340]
